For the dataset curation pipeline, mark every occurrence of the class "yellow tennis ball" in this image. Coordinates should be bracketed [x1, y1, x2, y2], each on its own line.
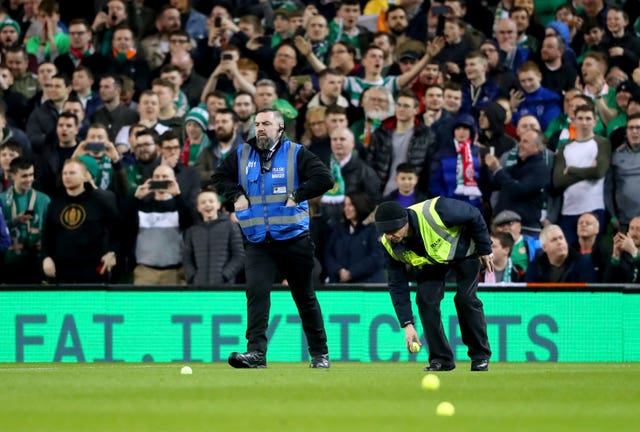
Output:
[436, 401, 455, 416]
[410, 342, 421, 353]
[421, 374, 440, 390]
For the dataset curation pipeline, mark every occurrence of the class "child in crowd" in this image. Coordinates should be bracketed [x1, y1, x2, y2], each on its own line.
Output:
[482, 231, 525, 283]
[382, 162, 427, 206]
[182, 188, 244, 286]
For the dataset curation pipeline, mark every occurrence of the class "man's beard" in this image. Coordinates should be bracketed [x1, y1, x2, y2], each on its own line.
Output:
[367, 108, 393, 121]
[215, 129, 233, 142]
[390, 27, 406, 36]
[256, 136, 275, 151]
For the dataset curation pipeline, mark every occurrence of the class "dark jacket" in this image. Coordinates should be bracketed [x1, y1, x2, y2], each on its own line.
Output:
[1, 126, 32, 159]
[478, 101, 516, 158]
[524, 248, 597, 283]
[25, 100, 59, 155]
[604, 251, 640, 283]
[105, 55, 151, 99]
[170, 162, 201, 211]
[90, 104, 139, 142]
[571, 240, 610, 283]
[34, 142, 77, 198]
[386, 197, 492, 326]
[461, 79, 503, 115]
[368, 116, 435, 191]
[604, 31, 640, 75]
[183, 213, 245, 285]
[194, 132, 244, 186]
[181, 70, 207, 109]
[213, 136, 334, 213]
[54, 52, 110, 85]
[341, 154, 382, 204]
[490, 152, 550, 229]
[324, 221, 385, 283]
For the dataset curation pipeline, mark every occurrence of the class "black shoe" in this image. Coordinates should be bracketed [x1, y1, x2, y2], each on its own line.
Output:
[423, 361, 455, 372]
[310, 354, 330, 369]
[471, 359, 489, 371]
[228, 351, 266, 368]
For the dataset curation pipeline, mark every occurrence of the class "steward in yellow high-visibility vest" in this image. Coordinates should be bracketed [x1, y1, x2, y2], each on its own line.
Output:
[375, 197, 494, 372]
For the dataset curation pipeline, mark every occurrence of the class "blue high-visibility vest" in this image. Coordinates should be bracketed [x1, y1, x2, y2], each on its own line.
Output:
[235, 141, 309, 243]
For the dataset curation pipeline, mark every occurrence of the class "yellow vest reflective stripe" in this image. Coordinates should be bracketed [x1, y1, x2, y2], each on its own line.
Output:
[381, 198, 475, 266]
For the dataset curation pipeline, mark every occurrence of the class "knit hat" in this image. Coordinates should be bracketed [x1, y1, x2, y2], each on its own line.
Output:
[375, 201, 408, 233]
[0, 18, 21, 37]
[184, 107, 208, 131]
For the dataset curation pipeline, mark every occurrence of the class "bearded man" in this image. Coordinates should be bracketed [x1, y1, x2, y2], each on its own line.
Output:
[213, 108, 334, 369]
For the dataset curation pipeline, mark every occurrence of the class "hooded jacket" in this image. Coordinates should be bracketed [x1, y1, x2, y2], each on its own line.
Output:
[478, 102, 516, 158]
[428, 113, 482, 210]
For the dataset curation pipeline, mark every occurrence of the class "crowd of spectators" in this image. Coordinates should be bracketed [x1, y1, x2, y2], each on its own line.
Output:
[1, 0, 640, 286]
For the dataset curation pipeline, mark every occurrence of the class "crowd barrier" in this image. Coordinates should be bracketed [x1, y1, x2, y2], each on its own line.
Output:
[1, 284, 638, 363]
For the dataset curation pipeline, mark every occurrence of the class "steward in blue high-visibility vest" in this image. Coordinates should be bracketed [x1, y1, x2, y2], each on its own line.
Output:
[213, 108, 334, 369]
[375, 198, 493, 372]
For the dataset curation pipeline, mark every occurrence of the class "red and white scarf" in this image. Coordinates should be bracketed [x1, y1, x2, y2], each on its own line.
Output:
[454, 138, 482, 199]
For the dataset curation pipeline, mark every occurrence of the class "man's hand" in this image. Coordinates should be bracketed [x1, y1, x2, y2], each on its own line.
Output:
[43, 257, 56, 278]
[338, 268, 351, 282]
[14, 212, 34, 225]
[91, 11, 108, 31]
[166, 179, 181, 196]
[234, 195, 249, 211]
[484, 153, 500, 171]
[509, 88, 524, 110]
[617, 232, 638, 257]
[404, 324, 420, 352]
[294, 35, 312, 57]
[105, 141, 120, 162]
[134, 180, 152, 200]
[99, 252, 117, 274]
[479, 253, 495, 273]
[426, 36, 445, 58]
[609, 46, 624, 57]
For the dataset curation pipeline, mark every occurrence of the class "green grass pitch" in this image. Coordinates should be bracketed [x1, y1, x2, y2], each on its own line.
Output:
[1, 362, 638, 432]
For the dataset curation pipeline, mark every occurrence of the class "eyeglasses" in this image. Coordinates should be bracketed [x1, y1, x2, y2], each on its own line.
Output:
[627, 126, 640, 131]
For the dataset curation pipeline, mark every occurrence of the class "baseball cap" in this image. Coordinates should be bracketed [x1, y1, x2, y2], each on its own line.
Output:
[617, 80, 640, 98]
[398, 50, 420, 62]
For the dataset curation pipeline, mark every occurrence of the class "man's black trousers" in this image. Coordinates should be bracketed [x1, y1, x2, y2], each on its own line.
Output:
[243, 235, 328, 357]
[415, 256, 491, 364]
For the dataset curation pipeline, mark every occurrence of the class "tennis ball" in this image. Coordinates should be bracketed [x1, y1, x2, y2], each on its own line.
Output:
[436, 401, 455, 416]
[410, 342, 421, 353]
[180, 366, 193, 375]
[421, 374, 440, 391]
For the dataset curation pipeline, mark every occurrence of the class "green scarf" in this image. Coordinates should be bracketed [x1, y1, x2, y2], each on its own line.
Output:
[321, 154, 346, 204]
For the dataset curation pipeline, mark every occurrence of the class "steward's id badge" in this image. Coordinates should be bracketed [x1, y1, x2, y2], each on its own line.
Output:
[273, 185, 287, 194]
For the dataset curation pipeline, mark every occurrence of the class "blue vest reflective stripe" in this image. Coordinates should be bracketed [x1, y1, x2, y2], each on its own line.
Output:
[236, 140, 309, 243]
